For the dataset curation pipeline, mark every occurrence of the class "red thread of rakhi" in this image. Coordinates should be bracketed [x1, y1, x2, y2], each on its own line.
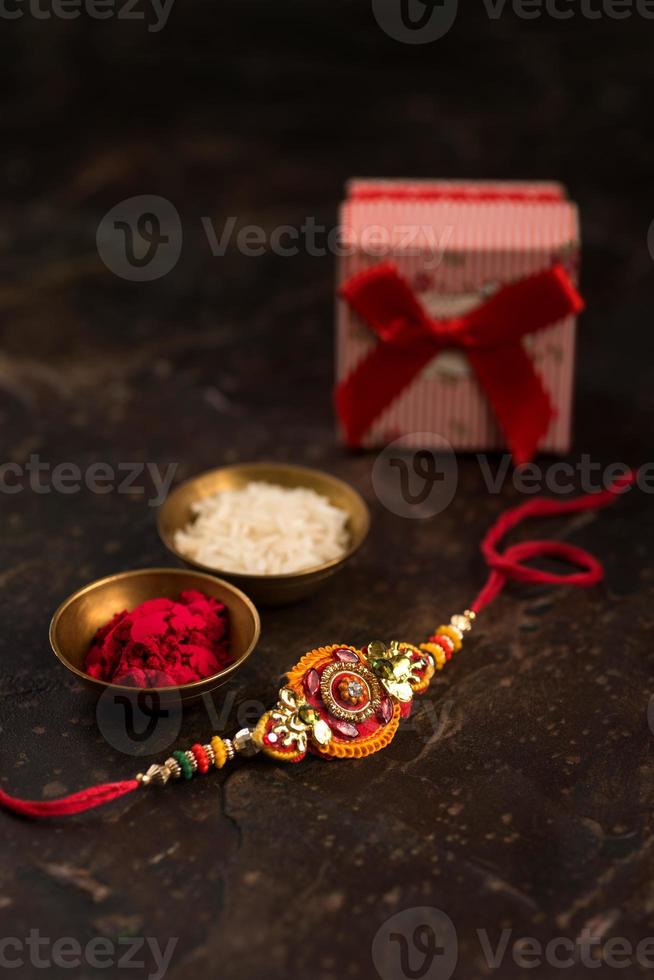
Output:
[0, 780, 140, 818]
[336, 262, 584, 464]
[469, 469, 636, 614]
[0, 470, 638, 818]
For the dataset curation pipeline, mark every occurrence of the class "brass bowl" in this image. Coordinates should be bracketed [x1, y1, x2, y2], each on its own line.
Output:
[49, 567, 261, 704]
[157, 462, 371, 605]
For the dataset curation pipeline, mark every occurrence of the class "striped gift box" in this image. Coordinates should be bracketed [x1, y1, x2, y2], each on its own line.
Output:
[336, 179, 580, 453]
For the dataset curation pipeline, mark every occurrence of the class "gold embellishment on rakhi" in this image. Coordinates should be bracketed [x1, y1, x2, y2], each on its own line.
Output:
[253, 686, 334, 762]
[266, 687, 332, 754]
[366, 640, 424, 703]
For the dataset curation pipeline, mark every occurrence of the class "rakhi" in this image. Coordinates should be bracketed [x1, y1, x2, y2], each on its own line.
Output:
[0, 470, 637, 819]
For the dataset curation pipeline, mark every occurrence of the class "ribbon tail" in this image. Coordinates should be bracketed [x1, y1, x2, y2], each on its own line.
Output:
[339, 262, 430, 340]
[337, 263, 440, 446]
[335, 339, 438, 447]
[468, 343, 554, 465]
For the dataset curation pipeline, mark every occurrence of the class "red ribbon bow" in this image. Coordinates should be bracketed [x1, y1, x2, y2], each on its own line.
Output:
[336, 263, 584, 464]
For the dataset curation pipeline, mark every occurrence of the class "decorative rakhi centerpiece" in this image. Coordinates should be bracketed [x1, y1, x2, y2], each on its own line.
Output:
[251, 634, 445, 763]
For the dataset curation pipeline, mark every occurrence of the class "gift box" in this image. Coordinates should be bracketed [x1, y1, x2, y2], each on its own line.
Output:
[335, 179, 582, 463]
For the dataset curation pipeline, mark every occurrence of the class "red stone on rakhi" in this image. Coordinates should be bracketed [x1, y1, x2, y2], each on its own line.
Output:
[335, 648, 358, 663]
[331, 719, 359, 739]
[305, 668, 320, 697]
[378, 699, 393, 724]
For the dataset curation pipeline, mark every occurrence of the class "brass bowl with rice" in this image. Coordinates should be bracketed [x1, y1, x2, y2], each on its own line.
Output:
[157, 463, 370, 605]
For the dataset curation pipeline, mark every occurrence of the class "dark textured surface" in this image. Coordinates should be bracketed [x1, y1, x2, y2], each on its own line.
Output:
[1, 4, 654, 979]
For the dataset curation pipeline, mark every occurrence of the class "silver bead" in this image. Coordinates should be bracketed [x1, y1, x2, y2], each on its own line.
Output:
[223, 739, 235, 761]
[203, 743, 215, 766]
[137, 763, 171, 786]
[451, 610, 475, 634]
[233, 728, 260, 757]
[165, 757, 182, 779]
[185, 750, 198, 772]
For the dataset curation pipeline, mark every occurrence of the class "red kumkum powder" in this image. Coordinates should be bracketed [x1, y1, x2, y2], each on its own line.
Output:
[84, 590, 231, 688]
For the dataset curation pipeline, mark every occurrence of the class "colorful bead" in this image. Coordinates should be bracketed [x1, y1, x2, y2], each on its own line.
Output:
[211, 736, 228, 769]
[437, 636, 456, 661]
[432, 633, 454, 654]
[419, 642, 447, 669]
[434, 624, 463, 653]
[191, 743, 209, 774]
[172, 750, 193, 780]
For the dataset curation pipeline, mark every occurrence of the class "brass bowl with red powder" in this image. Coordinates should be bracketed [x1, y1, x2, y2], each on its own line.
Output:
[49, 568, 261, 704]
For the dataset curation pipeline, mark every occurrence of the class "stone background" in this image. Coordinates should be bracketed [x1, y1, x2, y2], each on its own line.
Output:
[0, 3, 653, 978]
